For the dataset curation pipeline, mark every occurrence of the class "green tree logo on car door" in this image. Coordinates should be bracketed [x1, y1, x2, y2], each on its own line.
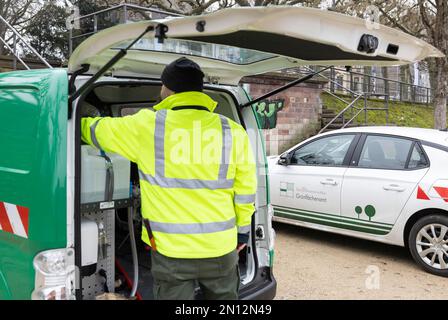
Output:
[255, 99, 285, 129]
[355, 205, 377, 221]
[355, 206, 363, 219]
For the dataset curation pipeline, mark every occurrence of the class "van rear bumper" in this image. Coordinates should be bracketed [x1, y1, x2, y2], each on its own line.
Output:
[239, 267, 277, 300]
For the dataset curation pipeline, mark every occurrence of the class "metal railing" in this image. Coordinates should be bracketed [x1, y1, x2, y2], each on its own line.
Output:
[295, 66, 384, 133]
[319, 94, 364, 133]
[287, 67, 390, 133]
[318, 90, 392, 133]
[0, 14, 52, 70]
[69, 4, 181, 55]
[283, 65, 431, 133]
[323, 66, 432, 105]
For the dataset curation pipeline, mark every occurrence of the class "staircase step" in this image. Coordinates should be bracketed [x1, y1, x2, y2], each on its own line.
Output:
[321, 109, 335, 115]
[321, 114, 342, 120]
[322, 117, 344, 123]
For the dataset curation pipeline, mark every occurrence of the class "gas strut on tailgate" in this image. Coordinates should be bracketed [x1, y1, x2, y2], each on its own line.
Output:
[239, 65, 332, 108]
[69, 24, 159, 104]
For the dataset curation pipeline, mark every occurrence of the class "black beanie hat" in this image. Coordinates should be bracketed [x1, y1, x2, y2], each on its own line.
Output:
[161, 57, 205, 93]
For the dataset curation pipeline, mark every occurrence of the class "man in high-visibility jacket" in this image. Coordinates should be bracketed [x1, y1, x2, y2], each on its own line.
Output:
[81, 57, 257, 300]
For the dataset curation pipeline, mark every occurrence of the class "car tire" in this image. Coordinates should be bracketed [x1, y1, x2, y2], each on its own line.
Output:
[408, 214, 448, 277]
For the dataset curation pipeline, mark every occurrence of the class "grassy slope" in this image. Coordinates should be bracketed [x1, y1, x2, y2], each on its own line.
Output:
[321, 92, 446, 128]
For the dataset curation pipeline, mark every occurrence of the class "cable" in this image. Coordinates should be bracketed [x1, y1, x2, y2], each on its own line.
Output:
[128, 205, 139, 298]
[115, 259, 143, 300]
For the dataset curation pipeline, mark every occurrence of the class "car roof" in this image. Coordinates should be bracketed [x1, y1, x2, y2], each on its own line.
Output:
[321, 126, 448, 146]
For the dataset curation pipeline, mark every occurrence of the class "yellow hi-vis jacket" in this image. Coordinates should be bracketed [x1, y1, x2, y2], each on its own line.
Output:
[81, 91, 257, 259]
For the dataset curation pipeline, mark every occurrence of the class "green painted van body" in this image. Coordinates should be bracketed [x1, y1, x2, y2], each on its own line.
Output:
[0, 69, 68, 299]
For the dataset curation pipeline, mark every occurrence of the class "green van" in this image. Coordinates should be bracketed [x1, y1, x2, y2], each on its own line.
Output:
[0, 7, 441, 300]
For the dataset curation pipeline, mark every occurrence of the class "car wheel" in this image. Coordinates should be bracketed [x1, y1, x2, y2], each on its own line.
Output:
[408, 214, 448, 277]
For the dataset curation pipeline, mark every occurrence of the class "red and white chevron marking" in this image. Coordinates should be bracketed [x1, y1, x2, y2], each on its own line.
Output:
[0, 202, 29, 239]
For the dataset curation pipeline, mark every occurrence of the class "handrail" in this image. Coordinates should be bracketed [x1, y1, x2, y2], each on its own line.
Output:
[319, 94, 364, 134]
[330, 66, 430, 89]
[302, 66, 360, 96]
[0, 37, 30, 70]
[319, 65, 431, 104]
[323, 89, 351, 105]
[342, 106, 366, 128]
[0, 14, 52, 69]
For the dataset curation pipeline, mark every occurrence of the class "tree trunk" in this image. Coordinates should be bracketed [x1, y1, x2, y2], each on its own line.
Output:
[433, 57, 448, 129]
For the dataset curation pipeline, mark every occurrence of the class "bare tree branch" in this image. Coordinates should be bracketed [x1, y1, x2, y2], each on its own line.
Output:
[418, 0, 435, 41]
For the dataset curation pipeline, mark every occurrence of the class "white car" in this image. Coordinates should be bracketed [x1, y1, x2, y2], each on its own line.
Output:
[269, 126, 448, 276]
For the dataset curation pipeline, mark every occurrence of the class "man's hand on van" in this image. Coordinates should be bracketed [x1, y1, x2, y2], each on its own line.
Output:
[237, 232, 249, 253]
[237, 243, 247, 253]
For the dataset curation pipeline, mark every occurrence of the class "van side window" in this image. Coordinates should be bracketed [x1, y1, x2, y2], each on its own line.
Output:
[407, 143, 428, 169]
[291, 135, 355, 166]
[358, 135, 413, 170]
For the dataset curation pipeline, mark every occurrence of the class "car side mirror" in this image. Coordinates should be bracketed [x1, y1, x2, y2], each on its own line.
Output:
[278, 153, 292, 166]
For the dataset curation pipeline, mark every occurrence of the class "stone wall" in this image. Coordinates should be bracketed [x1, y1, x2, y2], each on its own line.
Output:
[241, 73, 326, 155]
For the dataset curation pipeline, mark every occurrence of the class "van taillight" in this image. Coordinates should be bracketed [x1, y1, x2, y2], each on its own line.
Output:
[31, 248, 76, 300]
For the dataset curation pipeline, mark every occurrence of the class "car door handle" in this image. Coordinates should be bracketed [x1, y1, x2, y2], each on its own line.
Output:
[383, 184, 405, 192]
[320, 179, 337, 186]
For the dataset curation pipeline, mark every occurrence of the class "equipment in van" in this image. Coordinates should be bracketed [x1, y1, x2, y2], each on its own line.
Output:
[81, 145, 130, 204]
[98, 222, 107, 260]
[80, 143, 139, 299]
[80, 218, 99, 276]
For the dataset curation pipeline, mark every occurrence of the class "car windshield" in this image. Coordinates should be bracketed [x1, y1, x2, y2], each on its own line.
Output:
[113, 38, 277, 65]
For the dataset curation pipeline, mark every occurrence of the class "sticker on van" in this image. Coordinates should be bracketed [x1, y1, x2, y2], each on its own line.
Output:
[0, 201, 29, 239]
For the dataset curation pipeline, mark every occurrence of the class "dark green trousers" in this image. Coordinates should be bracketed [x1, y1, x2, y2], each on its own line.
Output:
[150, 250, 240, 300]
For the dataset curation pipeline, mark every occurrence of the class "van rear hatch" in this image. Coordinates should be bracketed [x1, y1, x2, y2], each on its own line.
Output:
[68, 6, 443, 85]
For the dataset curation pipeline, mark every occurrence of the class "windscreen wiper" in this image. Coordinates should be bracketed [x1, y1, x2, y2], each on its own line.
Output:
[240, 66, 332, 108]
[69, 24, 156, 104]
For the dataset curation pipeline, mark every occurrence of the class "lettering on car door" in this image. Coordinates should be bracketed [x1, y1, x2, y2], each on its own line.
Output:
[271, 134, 358, 223]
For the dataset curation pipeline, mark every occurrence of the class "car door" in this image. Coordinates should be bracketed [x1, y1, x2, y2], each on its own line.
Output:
[270, 133, 359, 223]
[341, 134, 430, 234]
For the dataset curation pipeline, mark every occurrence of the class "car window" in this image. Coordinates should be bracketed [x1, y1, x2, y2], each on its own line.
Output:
[358, 135, 413, 170]
[291, 135, 355, 166]
[408, 143, 428, 169]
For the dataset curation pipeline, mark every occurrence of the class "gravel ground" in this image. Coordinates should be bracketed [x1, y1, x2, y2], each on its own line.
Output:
[273, 222, 448, 300]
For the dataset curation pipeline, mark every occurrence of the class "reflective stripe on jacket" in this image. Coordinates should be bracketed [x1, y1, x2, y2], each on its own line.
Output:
[81, 91, 257, 258]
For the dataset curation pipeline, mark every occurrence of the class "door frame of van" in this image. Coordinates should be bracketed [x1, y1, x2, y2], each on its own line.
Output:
[71, 78, 261, 299]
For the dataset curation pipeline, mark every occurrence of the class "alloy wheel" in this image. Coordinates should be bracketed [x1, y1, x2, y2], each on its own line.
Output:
[416, 224, 448, 270]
